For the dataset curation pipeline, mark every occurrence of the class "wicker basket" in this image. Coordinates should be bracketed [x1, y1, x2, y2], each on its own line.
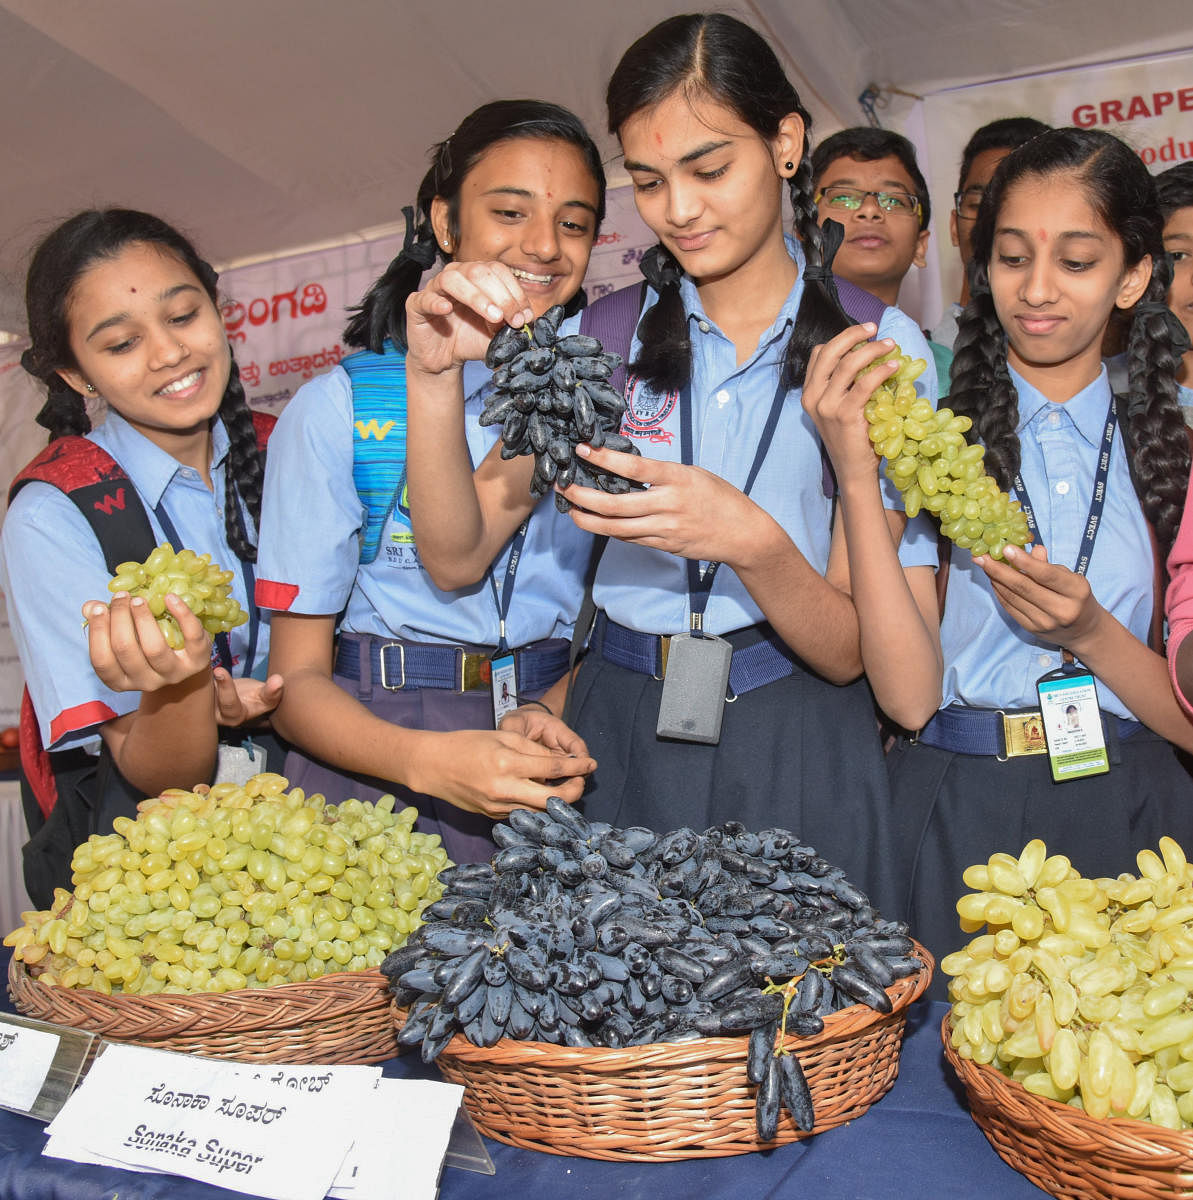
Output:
[8, 956, 396, 1064]
[394, 942, 932, 1161]
[943, 1014, 1193, 1199]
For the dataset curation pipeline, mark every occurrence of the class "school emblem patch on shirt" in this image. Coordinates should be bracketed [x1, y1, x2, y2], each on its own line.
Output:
[622, 376, 677, 445]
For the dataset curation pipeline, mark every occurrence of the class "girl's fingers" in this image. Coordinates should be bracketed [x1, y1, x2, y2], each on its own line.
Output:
[433, 262, 532, 326]
[574, 443, 664, 483]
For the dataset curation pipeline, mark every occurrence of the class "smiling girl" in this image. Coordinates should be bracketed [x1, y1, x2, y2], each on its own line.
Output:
[403, 15, 939, 910]
[2, 209, 283, 902]
[887, 128, 1193, 984]
[253, 101, 601, 863]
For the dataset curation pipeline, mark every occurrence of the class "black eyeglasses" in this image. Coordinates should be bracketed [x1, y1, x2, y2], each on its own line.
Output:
[954, 188, 984, 221]
[814, 186, 922, 217]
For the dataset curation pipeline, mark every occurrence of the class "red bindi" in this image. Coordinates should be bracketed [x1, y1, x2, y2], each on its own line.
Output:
[1036, 229, 1047, 243]
[130, 287, 137, 292]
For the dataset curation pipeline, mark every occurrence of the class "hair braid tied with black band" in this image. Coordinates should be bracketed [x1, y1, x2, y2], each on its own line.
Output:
[633, 244, 690, 393]
[784, 150, 851, 390]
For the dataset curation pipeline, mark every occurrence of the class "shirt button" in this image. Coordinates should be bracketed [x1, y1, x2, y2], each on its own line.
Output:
[1056, 481, 1070, 495]
[1048, 412, 1061, 426]
[698, 321, 710, 334]
[1037, 654, 1052, 668]
[715, 389, 730, 405]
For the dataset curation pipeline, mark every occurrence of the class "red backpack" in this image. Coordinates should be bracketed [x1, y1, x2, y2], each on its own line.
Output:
[8, 411, 276, 824]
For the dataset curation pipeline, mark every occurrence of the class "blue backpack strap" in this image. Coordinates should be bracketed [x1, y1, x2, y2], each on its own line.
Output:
[344, 343, 409, 564]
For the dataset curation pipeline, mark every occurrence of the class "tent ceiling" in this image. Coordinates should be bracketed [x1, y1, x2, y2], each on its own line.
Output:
[1, 0, 1190, 334]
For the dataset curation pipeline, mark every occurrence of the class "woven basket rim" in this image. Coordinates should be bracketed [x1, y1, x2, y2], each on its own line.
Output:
[397, 940, 934, 1069]
[8, 954, 388, 1038]
[941, 1011, 1193, 1164]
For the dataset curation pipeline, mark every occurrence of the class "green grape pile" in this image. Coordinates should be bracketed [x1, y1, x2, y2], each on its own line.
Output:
[863, 354, 1030, 560]
[945, 836, 1193, 1128]
[4, 773, 451, 995]
[106, 542, 248, 648]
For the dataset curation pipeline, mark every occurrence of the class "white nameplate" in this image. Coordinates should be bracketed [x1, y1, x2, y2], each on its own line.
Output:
[0, 1017, 61, 1112]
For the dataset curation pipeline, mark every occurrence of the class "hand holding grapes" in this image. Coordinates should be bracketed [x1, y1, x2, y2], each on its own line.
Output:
[977, 544, 1105, 653]
[84, 591, 213, 693]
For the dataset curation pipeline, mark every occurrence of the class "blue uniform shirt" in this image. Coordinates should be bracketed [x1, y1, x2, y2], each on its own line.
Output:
[255, 360, 591, 644]
[0, 411, 268, 751]
[900, 365, 1152, 717]
[578, 237, 937, 635]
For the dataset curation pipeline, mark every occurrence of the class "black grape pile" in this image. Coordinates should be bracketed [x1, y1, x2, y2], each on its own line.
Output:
[481, 305, 640, 513]
[382, 798, 923, 1140]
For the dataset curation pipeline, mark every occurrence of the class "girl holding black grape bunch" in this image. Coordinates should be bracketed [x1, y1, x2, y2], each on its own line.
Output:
[254, 100, 602, 865]
[2, 209, 285, 905]
[885, 127, 1193, 989]
[403, 12, 943, 916]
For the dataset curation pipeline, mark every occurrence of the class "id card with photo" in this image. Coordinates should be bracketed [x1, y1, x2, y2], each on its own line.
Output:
[491, 652, 519, 727]
[1036, 667, 1109, 782]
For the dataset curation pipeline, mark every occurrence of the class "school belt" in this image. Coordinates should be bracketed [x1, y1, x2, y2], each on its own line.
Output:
[594, 614, 799, 697]
[916, 703, 1141, 759]
[334, 633, 570, 694]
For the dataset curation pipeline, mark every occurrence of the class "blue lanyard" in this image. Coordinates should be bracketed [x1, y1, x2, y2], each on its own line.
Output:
[678, 376, 788, 631]
[486, 519, 530, 655]
[153, 501, 258, 677]
[1012, 397, 1117, 578]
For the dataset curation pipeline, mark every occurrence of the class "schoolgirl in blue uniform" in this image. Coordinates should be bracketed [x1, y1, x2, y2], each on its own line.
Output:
[2, 210, 282, 902]
[403, 15, 938, 914]
[888, 128, 1193, 989]
[254, 101, 601, 864]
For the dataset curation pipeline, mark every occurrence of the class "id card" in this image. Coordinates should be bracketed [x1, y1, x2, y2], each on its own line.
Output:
[656, 632, 733, 744]
[215, 740, 268, 786]
[1036, 667, 1110, 782]
[491, 652, 519, 727]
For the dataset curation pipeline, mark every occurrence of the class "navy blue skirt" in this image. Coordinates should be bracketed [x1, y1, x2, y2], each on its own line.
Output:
[570, 648, 899, 921]
[887, 730, 1193, 1000]
[281, 637, 569, 866]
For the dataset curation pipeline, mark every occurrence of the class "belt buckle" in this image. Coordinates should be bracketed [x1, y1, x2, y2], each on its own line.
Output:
[378, 642, 406, 691]
[459, 651, 492, 692]
[653, 635, 672, 681]
[1000, 709, 1048, 760]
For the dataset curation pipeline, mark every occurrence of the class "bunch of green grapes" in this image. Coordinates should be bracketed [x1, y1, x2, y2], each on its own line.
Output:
[4, 773, 451, 995]
[945, 835, 1193, 1128]
[863, 354, 1031, 560]
[106, 542, 247, 648]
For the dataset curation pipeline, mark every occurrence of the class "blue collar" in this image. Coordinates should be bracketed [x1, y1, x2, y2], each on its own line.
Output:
[1011, 364, 1113, 449]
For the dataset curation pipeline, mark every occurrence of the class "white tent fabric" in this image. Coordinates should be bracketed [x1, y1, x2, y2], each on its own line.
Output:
[2, 0, 1192, 335]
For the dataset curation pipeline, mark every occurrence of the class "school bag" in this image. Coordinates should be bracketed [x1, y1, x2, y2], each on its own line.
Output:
[7, 411, 275, 906]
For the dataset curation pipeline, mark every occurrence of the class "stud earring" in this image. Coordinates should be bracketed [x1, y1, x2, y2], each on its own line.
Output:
[784, 161, 794, 172]
[85, 383, 96, 394]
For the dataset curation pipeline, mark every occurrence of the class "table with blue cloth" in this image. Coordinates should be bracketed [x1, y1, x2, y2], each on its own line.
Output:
[0, 946, 1049, 1199]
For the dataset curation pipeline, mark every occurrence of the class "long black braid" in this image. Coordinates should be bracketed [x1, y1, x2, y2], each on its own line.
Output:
[20, 208, 265, 563]
[343, 100, 607, 354]
[607, 13, 850, 395]
[949, 128, 1189, 556]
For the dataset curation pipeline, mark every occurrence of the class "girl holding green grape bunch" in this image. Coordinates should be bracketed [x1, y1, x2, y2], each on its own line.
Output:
[861, 127, 1193, 990]
[2, 209, 283, 905]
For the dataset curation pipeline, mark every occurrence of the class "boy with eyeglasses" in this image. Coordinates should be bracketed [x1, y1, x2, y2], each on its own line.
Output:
[812, 127, 945, 380]
[1155, 162, 1193, 421]
[932, 116, 1050, 355]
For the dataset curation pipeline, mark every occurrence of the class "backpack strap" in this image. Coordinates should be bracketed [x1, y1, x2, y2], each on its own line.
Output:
[9, 437, 159, 823]
[251, 409, 277, 454]
[344, 344, 409, 565]
[834, 276, 889, 329]
[579, 283, 648, 393]
[10, 437, 156, 576]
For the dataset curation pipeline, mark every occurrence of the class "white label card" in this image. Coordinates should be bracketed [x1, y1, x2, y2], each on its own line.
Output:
[0, 1019, 60, 1112]
[45, 1045, 374, 1200]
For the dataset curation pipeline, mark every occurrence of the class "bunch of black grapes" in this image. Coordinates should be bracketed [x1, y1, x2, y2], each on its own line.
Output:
[383, 798, 924, 1141]
[481, 305, 640, 513]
